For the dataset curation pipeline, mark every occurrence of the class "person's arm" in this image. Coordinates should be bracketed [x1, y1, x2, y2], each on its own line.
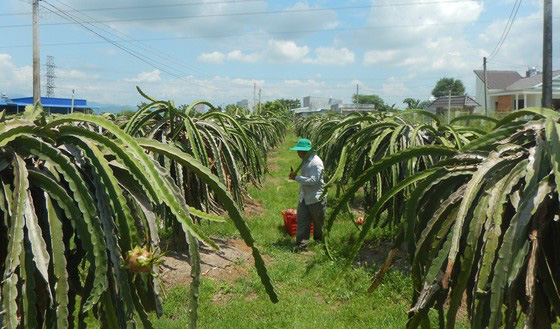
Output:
[295, 161, 323, 186]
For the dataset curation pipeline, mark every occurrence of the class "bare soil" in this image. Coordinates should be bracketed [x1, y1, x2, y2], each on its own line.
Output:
[159, 238, 253, 288]
[242, 196, 265, 217]
[354, 241, 409, 272]
[267, 164, 280, 171]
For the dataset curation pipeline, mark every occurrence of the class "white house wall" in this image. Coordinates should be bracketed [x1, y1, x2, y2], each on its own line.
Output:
[487, 95, 498, 112]
[475, 77, 485, 114]
[526, 94, 540, 107]
[475, 76, 498, 113]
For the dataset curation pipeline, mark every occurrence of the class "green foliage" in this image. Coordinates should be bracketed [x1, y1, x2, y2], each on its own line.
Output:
[224, 104, 250, 116]
[403, 98, 421, 109]
[296, 111, 482, 250]
[152, 132, 424, 329]
[406, 110, 560, 328]
[259, 99, 297, 120]
[276, 98, 301, 110]
[352, 94, 390, 110]
[418, 100, 432, 109]
[431, 77, 466, 97]
[0, 112, 163, 328]
[402, 99, 431, 110]
[301, 107, 560, 328]
[119, 109, 137, 118]
[0, 89, 284, 327]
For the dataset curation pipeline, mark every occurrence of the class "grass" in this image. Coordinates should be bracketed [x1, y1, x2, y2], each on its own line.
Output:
[150, 131, 467, 328]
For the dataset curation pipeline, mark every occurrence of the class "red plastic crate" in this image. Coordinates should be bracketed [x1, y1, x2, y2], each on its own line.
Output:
[281, 210, 313, 237]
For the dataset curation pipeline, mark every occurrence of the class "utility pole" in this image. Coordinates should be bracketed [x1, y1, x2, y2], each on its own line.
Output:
[447, 90, 452, 125]
[542, 0, 553, 109]
[253, 83, 256, 112]
[71, 89, 75, 113]
[483, 57, 488, 116]
[258, 88, 261, 113]
[356, 84, 359, 106]
[33, 0, 41, 106]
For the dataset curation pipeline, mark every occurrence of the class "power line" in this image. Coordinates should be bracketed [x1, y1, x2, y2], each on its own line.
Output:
[0, 15, 552, 48]
[0, 0, 486, 27]
[0, 0, 266, 16]
[47, 0, 215, 78]
[39, 1, 215, 90]
[0, 0, 483, 18]
[487, 0, 523, 60]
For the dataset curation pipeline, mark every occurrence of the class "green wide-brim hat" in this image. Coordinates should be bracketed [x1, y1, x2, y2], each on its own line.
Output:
[290, 138, 312, 151]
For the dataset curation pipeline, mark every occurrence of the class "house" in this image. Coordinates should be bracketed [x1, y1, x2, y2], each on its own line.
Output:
[0, 95, 95, 114]
[192, 103, 207, 113]
[293, 96, 342, 118]
[236, 99, 256, 111]
[474, 68, 560, 114]
[303, 96, 342, 109]
[330, 103, 377, 115]
[293, 107, 330, 118]
[427, 95, 480, 116]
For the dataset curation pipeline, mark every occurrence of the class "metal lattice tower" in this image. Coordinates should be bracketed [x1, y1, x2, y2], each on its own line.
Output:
[45, 55, 56, 97]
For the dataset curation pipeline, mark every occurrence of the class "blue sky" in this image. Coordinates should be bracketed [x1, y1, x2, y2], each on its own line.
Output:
[0, 0, 558, 111]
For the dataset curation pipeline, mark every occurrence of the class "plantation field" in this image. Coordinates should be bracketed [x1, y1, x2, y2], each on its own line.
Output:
[150, 132, 468, 329]
[2, 100, 560, 328]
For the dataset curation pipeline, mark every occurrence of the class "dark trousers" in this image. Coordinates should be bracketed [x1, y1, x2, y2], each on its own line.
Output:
[295, 199, 326, 247]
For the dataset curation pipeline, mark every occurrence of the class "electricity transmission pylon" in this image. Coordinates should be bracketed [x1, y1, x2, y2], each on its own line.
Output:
[45, 55, 56, 98]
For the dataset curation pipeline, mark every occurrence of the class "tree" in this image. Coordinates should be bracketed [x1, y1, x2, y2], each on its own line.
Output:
[352, 94, 388, 110]
[418, 100, 432, 109]
[224, 104, 249, 115]
[431, 77, 465, 97]
[276, 98, 301, 110]
[403, 98, 421, 109]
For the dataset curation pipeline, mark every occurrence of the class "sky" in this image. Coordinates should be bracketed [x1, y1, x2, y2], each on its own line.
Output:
[0, 0, 558, 112]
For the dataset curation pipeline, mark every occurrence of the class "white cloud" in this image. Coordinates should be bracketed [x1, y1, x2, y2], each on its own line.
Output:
[36, 0, 267, 39]
[263, 2, 339, 39]
[231, 78, 264, 86]
[197, 51, 226, 64]
[226, 50, 260, 63]
[363, 50, 399, 65]
[199, 43, 355, 66]
[379, 79, 411, 97]
[32, 0, 338, 47]
[334, 0, 492, 99]
[0, 54, 33, 96]
[283, 79, 325, 87]
[57, 68, 91, 80]
[125, 69, 162, 82]
[265, 40, 309, 63]
[478, 8, 560, 69]
[339, 0, 485, 66]
[198, 50, 260, 64]
[304, 47, 355, 65]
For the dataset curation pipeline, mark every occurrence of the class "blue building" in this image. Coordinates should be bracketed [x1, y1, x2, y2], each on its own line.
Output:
[0, 95, 95, 114]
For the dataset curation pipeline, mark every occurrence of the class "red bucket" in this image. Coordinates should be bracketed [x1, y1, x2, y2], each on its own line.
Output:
[281, 210, 313, 237]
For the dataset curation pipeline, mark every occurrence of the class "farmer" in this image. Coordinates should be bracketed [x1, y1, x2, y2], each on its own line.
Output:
[289, 138, 326, 252]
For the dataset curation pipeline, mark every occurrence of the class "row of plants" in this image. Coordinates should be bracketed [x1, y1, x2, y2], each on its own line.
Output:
[297, 108, 560, 328]
[0, 90, 290, 328]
